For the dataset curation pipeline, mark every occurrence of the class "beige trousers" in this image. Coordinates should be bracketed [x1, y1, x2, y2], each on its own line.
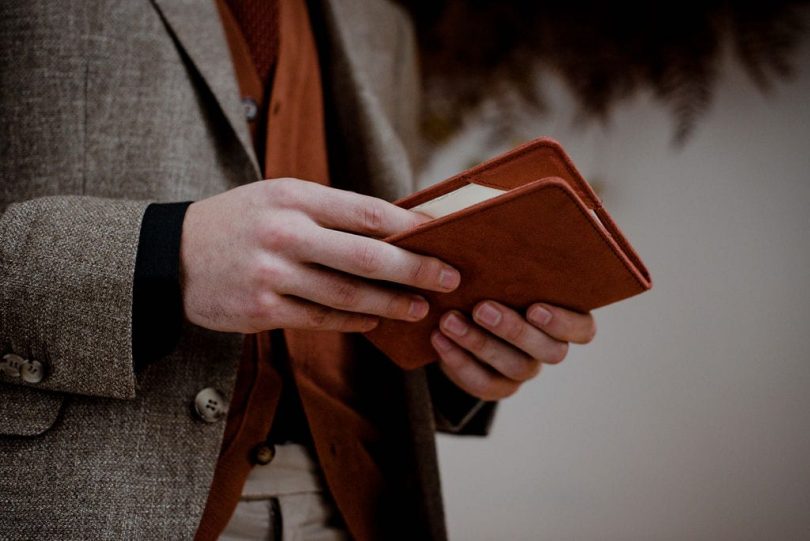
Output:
[219, 444, 350, 541]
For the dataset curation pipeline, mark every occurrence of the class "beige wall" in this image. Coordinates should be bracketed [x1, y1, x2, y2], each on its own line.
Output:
[421, 37, 810, 540]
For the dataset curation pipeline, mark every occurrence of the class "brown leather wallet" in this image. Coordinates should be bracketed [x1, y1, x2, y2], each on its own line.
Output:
[365, 137, 652, 370]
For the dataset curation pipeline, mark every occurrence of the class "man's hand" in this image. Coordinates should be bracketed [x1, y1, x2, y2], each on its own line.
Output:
[180, 179, 460, 333]
[430, 301, 596, 401]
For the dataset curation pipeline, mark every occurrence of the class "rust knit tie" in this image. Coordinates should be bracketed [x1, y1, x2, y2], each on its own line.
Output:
[224, 0, 279, 86]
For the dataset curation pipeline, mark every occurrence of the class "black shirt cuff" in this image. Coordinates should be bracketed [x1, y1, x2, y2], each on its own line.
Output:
[132, 202, 192, 372]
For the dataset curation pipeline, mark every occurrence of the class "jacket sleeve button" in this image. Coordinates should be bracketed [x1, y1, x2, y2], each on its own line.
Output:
[1, 353, 24, 378]
[193, 387, 228, 423]
[20, 359, 45, 383]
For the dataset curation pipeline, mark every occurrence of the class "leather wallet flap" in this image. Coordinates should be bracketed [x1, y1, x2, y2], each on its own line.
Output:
[395, 138, 601, 210]
[368, 177, 651, 370]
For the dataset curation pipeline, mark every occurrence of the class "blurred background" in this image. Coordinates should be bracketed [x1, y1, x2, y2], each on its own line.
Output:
[400, 2, 810, 539]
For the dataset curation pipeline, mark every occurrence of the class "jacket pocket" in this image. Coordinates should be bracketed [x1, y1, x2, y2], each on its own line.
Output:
[0, 382, 64, 436]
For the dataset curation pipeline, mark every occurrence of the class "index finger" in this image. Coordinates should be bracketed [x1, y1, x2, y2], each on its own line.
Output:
[290, 182, 431, 238]
[301, 227, 461, 293]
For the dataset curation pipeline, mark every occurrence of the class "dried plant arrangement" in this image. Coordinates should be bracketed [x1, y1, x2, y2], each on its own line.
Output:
[398, 1, 809, 145]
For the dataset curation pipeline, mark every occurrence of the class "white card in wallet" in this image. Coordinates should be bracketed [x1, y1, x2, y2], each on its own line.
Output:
[409, 183, 507, 219]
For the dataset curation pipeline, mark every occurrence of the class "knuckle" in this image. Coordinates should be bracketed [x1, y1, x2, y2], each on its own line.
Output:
[252, 179, 275, 204]
[247, 293, 280, 328]
[409, 257, 436, 285]
[255, 219, 276, 244]
[333, 280, 361, 308]
[336, 316, 362, 332]
[517, 359, 542, 381]
[354, 243, 382, 274]
[547, 341, 569, 364]
[263, 221, 300, 253]
[340, 315, 377, 333]
[267, 179, 300, 207]
[360, 200, 385, 234]
[499, 356, 534, 382]
[467, 330, 489, 354]
[437, 346, 463, 369]
[503, 317, 528, 344]
[305, 304, 331, 328]
[253, 259, 286, 288]
[436, 359, 454, 377]
[383, 294, 407, 319]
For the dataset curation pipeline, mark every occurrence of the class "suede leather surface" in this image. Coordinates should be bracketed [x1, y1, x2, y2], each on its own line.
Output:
[366, 138, 652, 369]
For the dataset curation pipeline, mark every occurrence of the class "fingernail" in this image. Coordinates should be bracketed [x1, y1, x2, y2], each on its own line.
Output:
[439, 268, 460, 290]
[475, 302, 502, 327]
[432, 331, 453, 352]
[442, 313, 467, 336]
[408, 298, 429, 320]
[528, 304, 552, 326]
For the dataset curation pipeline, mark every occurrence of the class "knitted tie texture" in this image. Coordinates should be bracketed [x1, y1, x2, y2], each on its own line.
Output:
[225, 0, 279, 85]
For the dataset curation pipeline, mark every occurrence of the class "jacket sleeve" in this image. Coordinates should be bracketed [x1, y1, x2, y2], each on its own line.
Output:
[425, 363, 498, 436]
[0, 195, 151, 399]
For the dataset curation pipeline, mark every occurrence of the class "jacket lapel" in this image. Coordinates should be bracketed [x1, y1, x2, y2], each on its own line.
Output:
[317, 0, 419, 201]
[149, 0, 417, 198]
[150, 0, 261, 179]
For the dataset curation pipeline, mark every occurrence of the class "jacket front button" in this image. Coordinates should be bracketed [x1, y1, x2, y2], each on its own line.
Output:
[252, 443, 276, 465]
[242, 97, 258, 121]
[193, 387, 227, 423]
[1, 353, 24, 378]
[20, 359, 45, 383]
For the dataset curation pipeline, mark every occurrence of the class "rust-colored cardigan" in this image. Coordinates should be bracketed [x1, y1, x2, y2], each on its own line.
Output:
[195, 1, 420, 539]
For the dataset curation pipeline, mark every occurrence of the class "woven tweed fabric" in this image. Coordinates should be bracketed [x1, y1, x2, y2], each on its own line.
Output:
[0, 0, 493, 538]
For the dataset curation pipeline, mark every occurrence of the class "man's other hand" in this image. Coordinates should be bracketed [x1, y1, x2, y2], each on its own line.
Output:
[180, 179, 460, 333]
[431, 302, 596, 401]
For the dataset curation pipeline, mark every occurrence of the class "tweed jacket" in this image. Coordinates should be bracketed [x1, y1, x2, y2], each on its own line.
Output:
[0, 0, 493, 539]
